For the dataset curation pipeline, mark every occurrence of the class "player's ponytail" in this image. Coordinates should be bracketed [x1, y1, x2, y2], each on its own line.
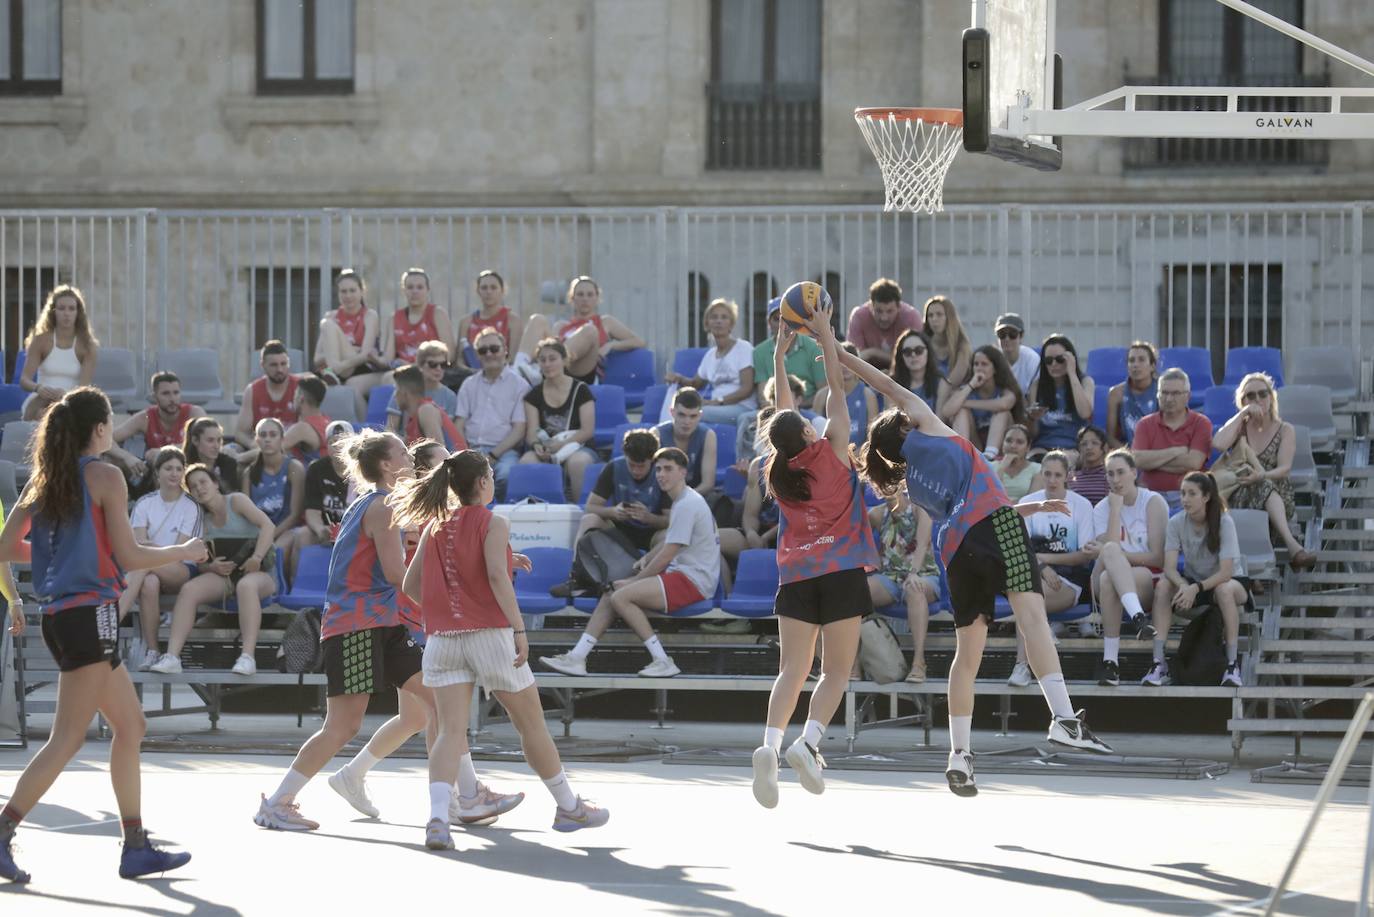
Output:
[853, 407, 908, 497]
[765, 409, 814, 503]
[389, 449, 490, 529]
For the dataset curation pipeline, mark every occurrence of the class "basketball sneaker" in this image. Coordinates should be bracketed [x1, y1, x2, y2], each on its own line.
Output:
[118, 833, 191, 879]
[425, 818, 454, 851]
[0, 831, 29, 884]
[328, 767, 379, 818]
[149, 653, 182, 675]
[1221, 660, 1243, 687]
[137, 648, 160, 672]
[1131, 612, 1157, 640]
[1007, 661, 1034, 687]
[1047, 709, 1114, 755]
[552, 798, 610, 833]
[1095, 658, 1120, 687]
[1141, 660, 1170, 686]
[784, 738, 825, 795]
[453, 783, 525, 825]
[751, 745, 779, 809]
[540, 652, 588, 676]
[638, 657, 680, 678]
[945, 750, 977, 798]
[253, 794, 320, 831]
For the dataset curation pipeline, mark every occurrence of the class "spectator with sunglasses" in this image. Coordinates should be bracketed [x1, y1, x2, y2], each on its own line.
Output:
[453, 328, 531, 498]
[1027, 334, 1095, 458]
[889, 329, 945, 411]
[1212, 372, 1316, 569]
[993, 313, 1039, 395]
[384, 340, 458, 434]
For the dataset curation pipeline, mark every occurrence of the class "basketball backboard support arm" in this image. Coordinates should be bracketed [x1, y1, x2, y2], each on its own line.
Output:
[997, 0, 1374, 142]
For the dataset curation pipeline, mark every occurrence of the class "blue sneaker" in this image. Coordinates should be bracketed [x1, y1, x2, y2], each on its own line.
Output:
[118, 834, 191, 879]
[0, 832, 29, 884]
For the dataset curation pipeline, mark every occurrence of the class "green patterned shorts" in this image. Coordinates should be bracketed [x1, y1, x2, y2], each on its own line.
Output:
[322, 625, 423, 697]
[946, 505, 1044, 628]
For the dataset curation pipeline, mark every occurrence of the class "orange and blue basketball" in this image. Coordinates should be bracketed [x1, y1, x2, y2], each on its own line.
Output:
[779, 281, 830, 336]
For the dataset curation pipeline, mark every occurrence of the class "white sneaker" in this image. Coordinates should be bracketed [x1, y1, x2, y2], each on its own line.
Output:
[1077, 618, 1097, 638]
[638, 657, 680, 678]
[149, 653, 182, 675]
[1007, 661, 1034, 687]
[1047, 709, 1114, 755]
[253, 794, 319, 831]
[452, 783, 525, 825]
[137, 649, 160, 672]
[514, 355, 542, 386]
[540, 653, 589, 676]
[1141, 659, 1170, 686]
[945, 750, 977, 797]
[231, 654, 257, 676]
[328, 767, 380, 818]
[784, 738, 825, 795]
[751, 746, 779, 808]
[1221, 660, 1243, 687]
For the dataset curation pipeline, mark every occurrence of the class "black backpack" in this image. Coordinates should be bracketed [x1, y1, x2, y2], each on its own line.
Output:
[277, 609, 324, 674]
[569, 527, 642, 597]
[1171, 606, 1227, 686]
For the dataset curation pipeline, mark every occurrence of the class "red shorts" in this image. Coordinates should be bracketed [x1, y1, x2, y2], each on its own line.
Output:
[658, 571, 706, 614]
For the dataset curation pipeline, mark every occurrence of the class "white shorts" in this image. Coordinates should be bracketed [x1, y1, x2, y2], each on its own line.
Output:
[421, 628, 537, 694]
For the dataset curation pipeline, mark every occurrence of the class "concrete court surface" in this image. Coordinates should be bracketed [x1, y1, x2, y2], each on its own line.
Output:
[0, 740, 1369, 917]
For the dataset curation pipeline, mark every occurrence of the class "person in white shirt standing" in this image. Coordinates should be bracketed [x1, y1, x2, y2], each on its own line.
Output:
[541, 447, 720, 678]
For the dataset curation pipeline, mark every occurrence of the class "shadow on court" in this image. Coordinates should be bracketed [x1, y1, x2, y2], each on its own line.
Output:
[791, 842, 1352, 916]
[317, 826, 785, 917]
[0, 877, 242, 917]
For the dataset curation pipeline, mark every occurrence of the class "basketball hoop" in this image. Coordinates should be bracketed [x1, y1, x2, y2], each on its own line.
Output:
[854, 107, 964, 214]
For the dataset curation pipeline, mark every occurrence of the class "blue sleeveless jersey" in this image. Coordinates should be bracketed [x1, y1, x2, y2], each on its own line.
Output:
[843, 384, 870, 446]
[250, 463, 292, 525]
[655, 421, 707, 488]
[30, 456, 127, 614]
[610, 457, 661, 530]
[322, 490, 400, 639]
[901, 430, 1011, 567]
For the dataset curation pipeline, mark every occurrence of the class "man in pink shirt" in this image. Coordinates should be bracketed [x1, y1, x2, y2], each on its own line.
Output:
[845, 277, 922, 369]
[1130, 367, 1213, 509]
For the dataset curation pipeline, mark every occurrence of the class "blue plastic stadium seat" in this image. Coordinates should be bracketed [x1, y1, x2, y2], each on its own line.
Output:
[721, 549, 779, 618]
[580, 462, 605, 506]
[0, 384, 24, 416]
[711, 423, 737, 485]
[514, 546, 574, 615]
[590, 384, 629, 449]
[1223, 346, 1284, 388]
[640, 383, 669, 424]
[609, 422, 639, 458]
[1093, 384, 1110, 429]
[1158, 347, 1215, 406]
[278, 545, 331, 610]
[10, 350, 26, 385]
[463, 345, 481, 370]
[1201, 386, 1236, 430]
[604, 348, 655, 409]
[505, 463, 566, 504]
[1085, 347, 1129, 389]
[366, 385, 395, 427]
[671, 347, 708, 379]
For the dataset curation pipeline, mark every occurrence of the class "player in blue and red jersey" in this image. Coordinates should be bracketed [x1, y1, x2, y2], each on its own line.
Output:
[750, 300, 881, 809]
[0, 387, 206, 882]
[841, 349, 1114, 798]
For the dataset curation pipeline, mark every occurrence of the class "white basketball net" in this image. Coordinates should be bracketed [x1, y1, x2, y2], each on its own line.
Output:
[854, 110, 963, 214]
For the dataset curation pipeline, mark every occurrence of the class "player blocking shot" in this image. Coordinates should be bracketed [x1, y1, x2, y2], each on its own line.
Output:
[392, 450, 608, 849]
[839, 349, 1114, 797]
[0, 388, 205, 882]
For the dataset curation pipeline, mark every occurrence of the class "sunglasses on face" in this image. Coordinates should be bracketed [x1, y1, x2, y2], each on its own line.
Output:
[475, 345, 503, 357]
[996, 329, 1021, 340]
[1242, 389, 1271, 402]
[1045, 354, 1067, 366]
[422, 360, 446, 369]
[901, 345, 927, 357]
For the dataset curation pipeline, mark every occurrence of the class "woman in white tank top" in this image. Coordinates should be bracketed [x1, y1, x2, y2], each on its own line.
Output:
[19, 285, 99, 420]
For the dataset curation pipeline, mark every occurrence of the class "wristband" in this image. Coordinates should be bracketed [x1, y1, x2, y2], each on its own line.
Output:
[512, 629, 526, 635]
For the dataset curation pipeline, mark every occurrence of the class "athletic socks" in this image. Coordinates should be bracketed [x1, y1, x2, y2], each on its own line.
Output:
[429, 782, 452, 822]
[542, 770, 578, 811]
[1121, 593, 1145, 620]
[1103, 636, 1120, 664]
[0, 805, 22, 836]
[949, 714, 972, 753]
[268, 768, 311, 807]
[643, 634, 668, 663]
[121, 817, 145, 848]
[801, 719, 824, 748]
[457, 753, 480, 799]
[1038, 673, 1075, 720]
[763, 726, 784, 754]
[342, 748, 380, 780]
[1153, 636, 1167, 662]
[1226, 641, 1238, 664]
[569, 633, 597, 661]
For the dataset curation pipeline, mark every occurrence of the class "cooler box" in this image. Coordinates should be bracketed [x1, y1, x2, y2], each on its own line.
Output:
[493, 501, 582, 551]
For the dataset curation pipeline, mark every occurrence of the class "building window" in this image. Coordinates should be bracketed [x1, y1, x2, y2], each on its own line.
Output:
[1160, 262, 1283, 380]
[1126, 0, 1326, 170]
[707, 0, 821, 171]
[0, 0, 62, 96]
[257, 0, 354, 95]
[686, 272, 711, 347]
[251, 266, 323, 363]
[3, 266, 57, 377]
[743, 272, 780, 337]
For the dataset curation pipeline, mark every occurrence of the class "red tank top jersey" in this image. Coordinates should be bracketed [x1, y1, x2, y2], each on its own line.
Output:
[404, 399, 467, 452]
[144, 404, 193, 451]
[398, 536, 422, 632]
[467, 306, 512, 347]
[249, 375, 299, 426]
[392, 303, 440, 365]
[334, 306, 367, 348]
[774, 441, 879, 585]
[292, 413, 332, 465]
[561, 314, 608, 348]
[420, 505, 513, 633]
